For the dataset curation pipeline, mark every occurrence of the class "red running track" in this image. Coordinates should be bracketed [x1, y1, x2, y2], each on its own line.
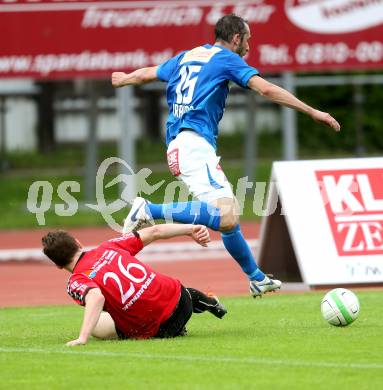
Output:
[0, 222, 259, 307]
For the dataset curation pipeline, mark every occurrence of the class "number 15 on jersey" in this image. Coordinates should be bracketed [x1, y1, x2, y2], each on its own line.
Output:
[173, 65, 201, 118]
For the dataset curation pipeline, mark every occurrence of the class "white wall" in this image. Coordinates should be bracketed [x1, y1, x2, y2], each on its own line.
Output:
[0, 80, 38, 151]
[55, 96, 142, 143]
[1, 82, 279, 151]
[3, 97, 37, 151]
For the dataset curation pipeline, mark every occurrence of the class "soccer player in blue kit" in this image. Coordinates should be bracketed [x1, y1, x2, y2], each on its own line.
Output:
[112, 14, 340, 297]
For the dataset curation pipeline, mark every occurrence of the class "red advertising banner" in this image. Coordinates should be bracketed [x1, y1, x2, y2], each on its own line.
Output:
[316, 168, 383, 257]
[1, 0, 383, 79]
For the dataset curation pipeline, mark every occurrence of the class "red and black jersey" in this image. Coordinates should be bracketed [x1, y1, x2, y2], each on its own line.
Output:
[67, 232, 181, 339]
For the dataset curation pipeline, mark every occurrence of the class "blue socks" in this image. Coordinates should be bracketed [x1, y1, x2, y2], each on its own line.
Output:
[146, 202, 264, 282]
[146, 201, 221, 231]
[221, 225, 265, 282]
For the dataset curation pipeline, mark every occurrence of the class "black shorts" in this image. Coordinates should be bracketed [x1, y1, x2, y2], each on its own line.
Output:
[155, 285, 193, 338]
[115, 285, 193, 340]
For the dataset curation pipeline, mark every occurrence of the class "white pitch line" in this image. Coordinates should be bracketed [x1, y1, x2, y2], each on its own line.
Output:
[0, 239, 258, 263]
[0, 347, 382, 370]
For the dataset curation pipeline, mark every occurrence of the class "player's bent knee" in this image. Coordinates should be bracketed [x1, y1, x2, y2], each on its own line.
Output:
[219, 214, 239, 232]
[92, 312, 118, 340]
[212, 197, 240, 232]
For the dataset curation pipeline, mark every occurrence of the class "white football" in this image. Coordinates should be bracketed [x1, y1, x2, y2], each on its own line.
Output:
[321, 288, 360, 326]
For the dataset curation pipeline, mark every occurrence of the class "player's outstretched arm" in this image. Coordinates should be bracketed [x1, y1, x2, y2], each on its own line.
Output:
[139, 224, 210, 247]
[248, 75, 340, 132]
[66, 288, 105, 347]
[111, 66, 159, 88]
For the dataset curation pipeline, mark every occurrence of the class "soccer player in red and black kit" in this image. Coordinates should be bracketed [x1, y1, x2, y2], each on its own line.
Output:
[42, 223, 227, 346]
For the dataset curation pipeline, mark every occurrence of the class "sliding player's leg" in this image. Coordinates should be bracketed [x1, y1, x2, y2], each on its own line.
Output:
[92, 312, 118, 340]
[186, 287, 227, 319]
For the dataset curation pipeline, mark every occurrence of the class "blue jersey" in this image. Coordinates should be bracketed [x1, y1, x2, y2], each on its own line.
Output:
[157, 44, 259, 149]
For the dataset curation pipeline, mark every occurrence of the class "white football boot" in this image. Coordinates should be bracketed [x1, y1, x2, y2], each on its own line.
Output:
[122, 197, 154, 233]
[249, 275, 282, 298]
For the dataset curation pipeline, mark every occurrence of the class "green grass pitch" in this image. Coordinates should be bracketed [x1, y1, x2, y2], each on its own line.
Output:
[1, 291, 382, 389]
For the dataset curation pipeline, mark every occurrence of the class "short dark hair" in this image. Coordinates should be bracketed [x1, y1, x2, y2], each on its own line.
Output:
[42, 230, 80, 268]
[215, 14, 248, 43]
